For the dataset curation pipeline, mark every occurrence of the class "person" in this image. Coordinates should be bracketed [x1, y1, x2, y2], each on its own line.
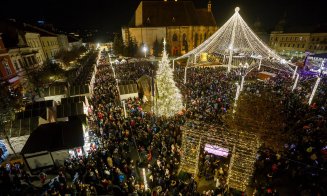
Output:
[39, 172, 47, 184]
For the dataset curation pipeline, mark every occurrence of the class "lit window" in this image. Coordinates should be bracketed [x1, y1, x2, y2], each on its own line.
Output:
[2, 59, 12, 75]
[172, 34, 178, 42]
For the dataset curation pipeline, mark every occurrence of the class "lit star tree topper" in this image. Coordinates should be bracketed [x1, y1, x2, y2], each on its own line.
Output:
[154, 38, 184, 117]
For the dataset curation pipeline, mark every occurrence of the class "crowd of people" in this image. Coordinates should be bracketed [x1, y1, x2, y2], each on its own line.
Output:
[243, 70, 327, 195]
[0, 49, 326, 195]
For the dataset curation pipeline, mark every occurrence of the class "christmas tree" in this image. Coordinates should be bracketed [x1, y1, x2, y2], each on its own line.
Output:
[154, 39, 183, 117]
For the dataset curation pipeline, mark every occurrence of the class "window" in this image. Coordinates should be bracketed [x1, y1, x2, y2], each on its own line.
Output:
[18, 59, 24, 67]
[194, 33, 198, 46]
[182, 34, 188, 51]
[284, 43, 286, 47]
[292, 44, 295, 47]
[297, 44, 300, 48]
[288, 44, 290, 47]
[172, 34, 178, 42]
[204, 33, 207, 40]
[32, 56, 37, 64]
[14, 60, 20, 70]
[27, 56, 33, 65]
[275, 37, 278, 41]
[280, 43, 282, 47]
[2, 59, 12, 76]
[302, 44, 305, 48]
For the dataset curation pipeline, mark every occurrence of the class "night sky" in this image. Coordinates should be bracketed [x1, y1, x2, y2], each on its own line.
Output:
[1, 0, 326, 34]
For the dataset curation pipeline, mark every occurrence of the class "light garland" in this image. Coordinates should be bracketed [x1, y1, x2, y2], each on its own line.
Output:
[142, 168, 148, 191]
[180, 121, 260, 192]
[175, 7, 295, 73]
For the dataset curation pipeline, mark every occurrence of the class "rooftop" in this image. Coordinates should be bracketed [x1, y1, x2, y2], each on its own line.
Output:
[132, 1, 216, 27]
[21, 116, 84, 154]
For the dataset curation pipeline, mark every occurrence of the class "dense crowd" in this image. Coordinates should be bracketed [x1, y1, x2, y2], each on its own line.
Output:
[0, 51, 326, 195]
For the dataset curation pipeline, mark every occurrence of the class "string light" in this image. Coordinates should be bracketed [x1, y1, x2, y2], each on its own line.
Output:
[154, 38, 184, 116]
[142, 168, 148, 191]
[175, 7, 295, 73]
[180, 121, 260, 192]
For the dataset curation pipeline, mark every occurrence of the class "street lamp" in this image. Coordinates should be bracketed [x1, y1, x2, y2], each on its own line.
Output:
[143, 45, 148, 58]
[240, 62, 248, 91]
[308, 60, 325, 105]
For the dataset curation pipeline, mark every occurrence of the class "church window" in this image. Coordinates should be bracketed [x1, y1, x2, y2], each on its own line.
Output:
[172, 34, 178, 42]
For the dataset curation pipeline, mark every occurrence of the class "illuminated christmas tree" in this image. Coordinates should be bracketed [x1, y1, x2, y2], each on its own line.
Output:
[154, 39, 183, 117]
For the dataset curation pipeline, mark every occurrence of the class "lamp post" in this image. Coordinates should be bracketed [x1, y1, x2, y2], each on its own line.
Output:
[143, 45, 147, 58]
[308, 60, 325, 105]
[233, 82, 240, 114]
[292, 73, 299, 91]
[122, 100, 127, 118]
[292, 66, 298, 79]
[108, 53, 116, 79]
[258, 56, 262, 70]
[240, 62, 248, 91]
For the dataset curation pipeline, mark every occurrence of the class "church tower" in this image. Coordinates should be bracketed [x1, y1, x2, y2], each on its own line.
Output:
[208, 0, 212, 12]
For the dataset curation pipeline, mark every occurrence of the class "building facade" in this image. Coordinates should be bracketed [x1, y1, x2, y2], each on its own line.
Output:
[8, 47, 40, 93]
[0, 34, 19, 87]
[57, 34, 69, 51]
[270, 31, 327, 57]
[41, 36, 60, 59]
[122, 0, 218, 56]
[25, 32, 47, 64]
[68, 36, 83, 50]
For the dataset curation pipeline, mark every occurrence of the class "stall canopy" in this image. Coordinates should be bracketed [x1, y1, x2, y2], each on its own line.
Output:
[57, 102, 86, 119]
[42, 85, 67, 97]
[0, 116, 48, 155]
[61, 96, 88, 106]
[25, 100, 56, 110]
[118, 81, 138, 100]
[69, 85, 90, 97]
[21, 117, 84, 155]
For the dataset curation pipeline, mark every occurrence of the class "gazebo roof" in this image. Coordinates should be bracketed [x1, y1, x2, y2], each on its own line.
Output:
[175, 7, 294, 73]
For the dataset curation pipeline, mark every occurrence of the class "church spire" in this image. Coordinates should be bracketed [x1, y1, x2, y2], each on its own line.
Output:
[208, 0, 212, 12]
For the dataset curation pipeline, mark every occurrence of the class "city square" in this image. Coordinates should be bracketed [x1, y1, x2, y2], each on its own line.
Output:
[0, 0, 326, 195]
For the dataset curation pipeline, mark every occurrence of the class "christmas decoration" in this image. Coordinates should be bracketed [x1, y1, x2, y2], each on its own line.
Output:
[154, 39, 183, 117]
[179, 121, 260, 192]
[175, 7, 295, 74]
